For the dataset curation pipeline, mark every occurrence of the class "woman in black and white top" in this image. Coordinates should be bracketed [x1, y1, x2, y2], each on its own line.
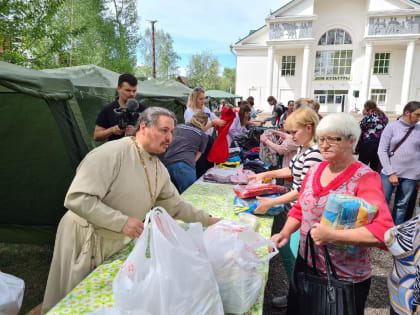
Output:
[248, 106, 323, 213]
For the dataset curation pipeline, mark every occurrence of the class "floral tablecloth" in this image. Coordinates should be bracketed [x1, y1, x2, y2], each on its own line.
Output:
[47, 183, 274, 315]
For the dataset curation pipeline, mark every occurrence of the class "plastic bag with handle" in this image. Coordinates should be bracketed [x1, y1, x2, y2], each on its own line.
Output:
[112, 207, 223, 315]
[0, 271, 25, 315]
[203, 220, 278, 314]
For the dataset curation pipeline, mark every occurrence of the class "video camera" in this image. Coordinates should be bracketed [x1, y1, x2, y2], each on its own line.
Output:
[113, 99, 140, 130]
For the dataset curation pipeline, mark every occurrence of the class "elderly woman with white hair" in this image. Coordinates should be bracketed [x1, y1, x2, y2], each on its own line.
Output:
[271, 113, 394, 315]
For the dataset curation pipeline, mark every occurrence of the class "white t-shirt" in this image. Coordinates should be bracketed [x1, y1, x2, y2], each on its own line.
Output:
[184, 107, 217, 136]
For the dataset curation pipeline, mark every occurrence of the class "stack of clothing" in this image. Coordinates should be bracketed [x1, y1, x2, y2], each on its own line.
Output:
[203, 167, 255, 185]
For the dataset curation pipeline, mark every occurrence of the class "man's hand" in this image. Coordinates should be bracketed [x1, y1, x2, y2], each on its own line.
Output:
[208, 217, 221, 225]
[125, 125, 136, 136]
[270, 231, 290, 251]
[122, 217, 144, 239]
[310, 223, 333, 246]
[112, 125, 124, 136]
[389, 174, 399, 186]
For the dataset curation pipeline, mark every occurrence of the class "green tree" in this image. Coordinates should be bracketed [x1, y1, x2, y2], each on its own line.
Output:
[220, 67, 235, 93]
[0, 0, 140, 73]
[0, 0, 72, 68]
[187, 51, 221, 90]
[138, 27, 180, 79]
[100, 0, 140, 73]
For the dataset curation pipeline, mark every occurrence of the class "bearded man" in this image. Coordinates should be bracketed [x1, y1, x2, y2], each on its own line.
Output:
[42, 107, 219, 314]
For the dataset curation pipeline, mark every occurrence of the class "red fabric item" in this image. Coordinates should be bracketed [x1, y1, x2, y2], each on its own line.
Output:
[233, 184, 288, 198]
[207, 107, 236, 163]
[247, 147, 260, 152]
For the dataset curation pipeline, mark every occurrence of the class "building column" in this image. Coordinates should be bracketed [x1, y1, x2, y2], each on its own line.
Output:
[266, 46, 274, 100]
[400, 40, 416, 109]
[301, 44, 310, 98]
[360, 42, 373, 104]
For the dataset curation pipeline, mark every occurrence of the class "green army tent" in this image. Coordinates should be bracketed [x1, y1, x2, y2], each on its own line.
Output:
[205, 90, 241, 99]
[0, 62, 191, 244]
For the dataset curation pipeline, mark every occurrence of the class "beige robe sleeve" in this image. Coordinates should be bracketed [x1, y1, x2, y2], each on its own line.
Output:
[155, 163, 210, 226]
[64, 146, 128, 233]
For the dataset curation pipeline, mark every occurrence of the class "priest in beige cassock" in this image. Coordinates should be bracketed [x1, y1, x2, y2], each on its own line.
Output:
[41, 107, 220, 314]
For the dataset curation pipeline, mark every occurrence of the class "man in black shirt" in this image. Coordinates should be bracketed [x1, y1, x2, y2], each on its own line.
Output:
[94, 73, 147, 141]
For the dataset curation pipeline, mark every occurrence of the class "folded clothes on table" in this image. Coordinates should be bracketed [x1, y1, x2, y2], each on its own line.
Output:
[230, 169, 255, 185]
[233, 194, 286, 216]
[218, 161, 240, 168]
[233, 183, 288, 199]
[203, 167, 255, 185]
[225, 155, 241, 163]
[203, 167, 234, 184]
[243, 151, 260, 160]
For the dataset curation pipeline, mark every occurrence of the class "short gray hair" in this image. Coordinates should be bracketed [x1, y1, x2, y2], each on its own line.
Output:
[316, 113, 361, 141]
[136, 107, 177, 129]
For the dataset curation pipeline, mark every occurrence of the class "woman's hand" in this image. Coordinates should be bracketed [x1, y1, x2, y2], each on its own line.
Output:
[254, 196, 273, 214]
[310, 223, 334, 246]
[247, 172, 268, 183]
[260, 134, 267, 144]
[270, 231, 290, 251]
[213, 118, 226, 127]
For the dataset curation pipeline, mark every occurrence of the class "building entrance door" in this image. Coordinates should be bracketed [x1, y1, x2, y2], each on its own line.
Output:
[314, 90, 348, 112]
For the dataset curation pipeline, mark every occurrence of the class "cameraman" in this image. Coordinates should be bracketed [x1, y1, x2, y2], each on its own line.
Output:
[94, 73, 147, 141]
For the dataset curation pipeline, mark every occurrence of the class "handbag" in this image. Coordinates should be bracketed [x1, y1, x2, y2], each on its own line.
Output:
[295, 231, 357, 315]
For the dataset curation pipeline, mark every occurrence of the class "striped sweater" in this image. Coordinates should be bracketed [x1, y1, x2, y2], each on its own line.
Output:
[289, 144, 323, 193]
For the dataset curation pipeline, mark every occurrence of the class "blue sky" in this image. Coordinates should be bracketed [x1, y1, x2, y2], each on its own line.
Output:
[137, 0, 289, 73]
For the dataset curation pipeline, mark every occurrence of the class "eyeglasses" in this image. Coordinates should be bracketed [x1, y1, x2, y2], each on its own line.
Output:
[193, 87, 204, 92]
[317, 136, 342, 145]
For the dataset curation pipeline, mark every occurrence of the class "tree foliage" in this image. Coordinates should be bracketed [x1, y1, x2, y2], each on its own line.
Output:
[0, 0, 70, 68]
[187, 51, 235, 93]
[137, 27, 180, 79]
[0, 0, 140, 73]
[187, 51, 221, 90]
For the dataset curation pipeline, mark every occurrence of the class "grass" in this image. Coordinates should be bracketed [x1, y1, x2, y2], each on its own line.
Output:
[0, 242, 53, 314]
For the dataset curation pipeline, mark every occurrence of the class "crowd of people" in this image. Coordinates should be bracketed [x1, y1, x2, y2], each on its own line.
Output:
[41, 72, 420, 315]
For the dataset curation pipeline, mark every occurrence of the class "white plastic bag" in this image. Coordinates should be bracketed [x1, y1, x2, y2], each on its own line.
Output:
[112, 207, 223, 315]
[0, 271, 25, 315]
[203, 220, 278, 314]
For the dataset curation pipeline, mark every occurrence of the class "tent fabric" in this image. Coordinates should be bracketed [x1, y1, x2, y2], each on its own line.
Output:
[205, 89, 241, 99]
[0, 62, 191, 244]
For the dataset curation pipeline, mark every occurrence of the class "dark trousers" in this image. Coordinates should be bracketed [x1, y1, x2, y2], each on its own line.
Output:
[286, 255, 371, 315]
[195, 135, 214, 179]
[405, 189, 419, 221]
[358, 141, 381, 172]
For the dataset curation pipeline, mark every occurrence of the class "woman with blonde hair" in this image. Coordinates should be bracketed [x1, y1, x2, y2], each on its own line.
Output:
[184, 88, 226, 177]
[184, 88, 226, 135]
[248, 106, 323, 214]
[164, 111, 209, 193]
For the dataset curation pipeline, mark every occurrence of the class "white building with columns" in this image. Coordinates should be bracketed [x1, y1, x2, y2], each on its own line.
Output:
[232, 0, 420, 113]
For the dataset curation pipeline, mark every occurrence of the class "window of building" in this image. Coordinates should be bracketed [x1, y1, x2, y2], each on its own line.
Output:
[314, 50, 352, 76]
[370, 89, 387, 105]
[281, 56, 296, 76]
[373, 53, 390, 74]
[318, 29, 352, 45]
